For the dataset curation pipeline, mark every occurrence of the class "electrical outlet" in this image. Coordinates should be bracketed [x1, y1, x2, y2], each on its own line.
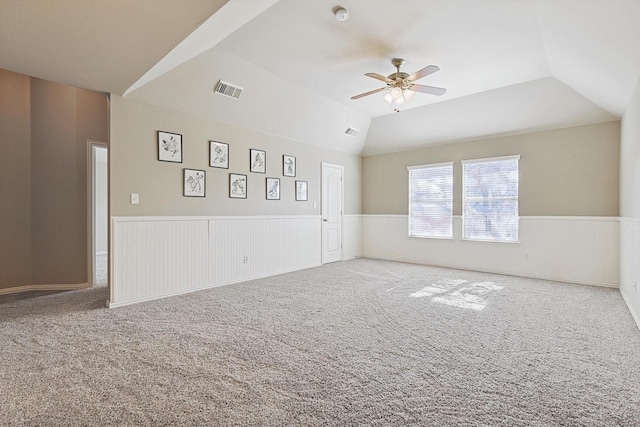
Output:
[243, 255, 249, 264]
[524, 253, 529, 260]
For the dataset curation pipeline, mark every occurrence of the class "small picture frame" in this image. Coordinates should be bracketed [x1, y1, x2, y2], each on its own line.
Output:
[158, 131, 183, 163]
[210, 141, 229, 169]
[184, 169, 205, 197]
[250, 149, 266, 173]
[266, 177, 280, 200]
[229, 173, 247, 199]
[295, 180, 308, 201]
[283, 155, 296, 177]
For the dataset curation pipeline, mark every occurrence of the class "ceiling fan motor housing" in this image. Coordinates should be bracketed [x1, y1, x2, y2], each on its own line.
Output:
[388, 72, 410, 86]
[389, 59, 410, 88]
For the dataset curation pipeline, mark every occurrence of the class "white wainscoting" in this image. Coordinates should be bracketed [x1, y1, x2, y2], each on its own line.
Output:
[620, 217, 640, 329]
[110, 216, 321, 307]
[343, 215, 362, 261]
[362, 215, 619, 287]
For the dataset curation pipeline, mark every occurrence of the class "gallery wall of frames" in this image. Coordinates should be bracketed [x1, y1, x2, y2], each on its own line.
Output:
[157, 130, 308, 202]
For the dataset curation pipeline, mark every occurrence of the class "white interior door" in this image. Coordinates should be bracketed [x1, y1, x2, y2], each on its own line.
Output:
[322, 162, 343, 264]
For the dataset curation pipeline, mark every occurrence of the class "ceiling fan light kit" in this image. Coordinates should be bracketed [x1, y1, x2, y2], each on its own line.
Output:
[351, 58, 446, 112]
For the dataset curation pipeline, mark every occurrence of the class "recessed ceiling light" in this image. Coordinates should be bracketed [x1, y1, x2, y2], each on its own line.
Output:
[335, 7, 349, 22]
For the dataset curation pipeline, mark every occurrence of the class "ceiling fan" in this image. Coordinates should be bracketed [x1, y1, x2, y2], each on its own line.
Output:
[351, 58, 446, 111]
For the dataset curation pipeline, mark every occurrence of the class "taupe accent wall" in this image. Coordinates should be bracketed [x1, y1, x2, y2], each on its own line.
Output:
[110, 95, 361, 217]
[362, 122, 620, 216]
[0, 69, 109, 289]
[0, 70, 32, 286]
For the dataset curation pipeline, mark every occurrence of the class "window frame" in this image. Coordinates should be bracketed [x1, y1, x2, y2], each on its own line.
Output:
[461, 155, 520, 243]
[407, 161, 454, 240]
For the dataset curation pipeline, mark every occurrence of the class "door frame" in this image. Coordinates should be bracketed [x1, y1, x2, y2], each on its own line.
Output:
[87, 141, 108, 287]
[321, 162, 344, 265]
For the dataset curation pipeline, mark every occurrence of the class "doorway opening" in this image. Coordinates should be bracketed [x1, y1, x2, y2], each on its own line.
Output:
[90, 143, 108, 287]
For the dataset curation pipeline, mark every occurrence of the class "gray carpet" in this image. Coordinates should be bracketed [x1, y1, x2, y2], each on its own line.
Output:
[1, 258, 639, 426]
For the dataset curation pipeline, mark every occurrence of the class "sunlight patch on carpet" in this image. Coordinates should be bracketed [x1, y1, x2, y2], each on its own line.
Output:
[410, 279, 503, 311]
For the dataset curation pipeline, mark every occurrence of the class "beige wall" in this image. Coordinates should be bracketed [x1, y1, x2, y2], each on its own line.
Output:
[0, 70, 108, 289]
[0, 70, 32, 286]
[110, 95, 361, 217]
[363, 122, 620, 216]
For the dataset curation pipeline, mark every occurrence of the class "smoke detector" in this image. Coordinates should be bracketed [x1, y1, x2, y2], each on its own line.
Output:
[334, 7, 349, 22]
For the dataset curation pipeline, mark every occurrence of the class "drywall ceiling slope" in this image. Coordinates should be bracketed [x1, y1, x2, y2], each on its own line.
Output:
[126, 47, 369, 155]
[216, 0, 550, 118]
[537, 0, 640, 117]
[0, 0, 228, 95]
[212, 0, 640, 154]
[363, 77, 618, 156]
[124, 0, 278, 96]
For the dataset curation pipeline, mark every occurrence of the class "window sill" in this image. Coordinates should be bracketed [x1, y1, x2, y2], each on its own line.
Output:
[461, 238, 520, 244]
[408, 235, 454, 241]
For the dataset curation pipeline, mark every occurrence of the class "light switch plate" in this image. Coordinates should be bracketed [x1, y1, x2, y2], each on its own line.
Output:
[131, 193, 140, 205]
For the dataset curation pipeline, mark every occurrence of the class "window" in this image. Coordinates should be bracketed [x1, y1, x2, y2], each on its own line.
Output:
[462, 155, 519, 242]
[408, 162, 453, 238]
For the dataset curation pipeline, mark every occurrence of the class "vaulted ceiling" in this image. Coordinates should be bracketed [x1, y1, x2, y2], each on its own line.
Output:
[1, 0, 639, 156]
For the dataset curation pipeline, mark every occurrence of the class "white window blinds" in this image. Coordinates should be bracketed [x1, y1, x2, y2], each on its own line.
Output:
[462, 156, 519, 242]
[408, 162, 453, 238]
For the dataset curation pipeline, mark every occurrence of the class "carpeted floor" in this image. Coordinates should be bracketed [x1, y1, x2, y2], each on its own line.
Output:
[1, 258, 639, 426]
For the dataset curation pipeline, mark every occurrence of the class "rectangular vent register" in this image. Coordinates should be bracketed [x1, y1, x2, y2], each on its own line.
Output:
[214, 80, 243, 99]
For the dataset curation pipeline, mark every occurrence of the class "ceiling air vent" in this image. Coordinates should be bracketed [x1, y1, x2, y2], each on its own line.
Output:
[214, 80, 243, 99]
[345, 127, 359, 137]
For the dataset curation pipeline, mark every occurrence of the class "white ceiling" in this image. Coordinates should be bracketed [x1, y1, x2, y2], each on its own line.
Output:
[1, 0, 639, 156]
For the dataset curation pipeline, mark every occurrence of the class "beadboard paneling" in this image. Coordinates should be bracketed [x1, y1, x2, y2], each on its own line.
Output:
[362, 215, 619, 287]
[110, 216, 321, 307]
[620, 217, 640, 329]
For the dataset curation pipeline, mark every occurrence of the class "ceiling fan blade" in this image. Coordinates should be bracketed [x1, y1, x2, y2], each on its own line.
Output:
[407, 65, 440, 82]
[411, 84, 446, 96]
[351, 86, 388, 100]
[365, 72, 393, 83]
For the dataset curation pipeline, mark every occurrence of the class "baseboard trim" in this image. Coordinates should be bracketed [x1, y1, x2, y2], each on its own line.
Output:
[107, 263, 321, 308]
[0, 283, 90, 296]
[362, 256, 618, 289]
[620, 288, 640, 331]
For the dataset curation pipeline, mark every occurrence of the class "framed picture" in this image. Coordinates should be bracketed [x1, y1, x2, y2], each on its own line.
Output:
[296, 180, 308, 201]
[250, 149, 266, 173]
[210, 141, 229, 169]
[184, 169, 205, 197]
[158, 131, 183, 163]
[229, 173, 247, 199]
[266, 177, 280, 200]
[283, 155, 296, 177]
